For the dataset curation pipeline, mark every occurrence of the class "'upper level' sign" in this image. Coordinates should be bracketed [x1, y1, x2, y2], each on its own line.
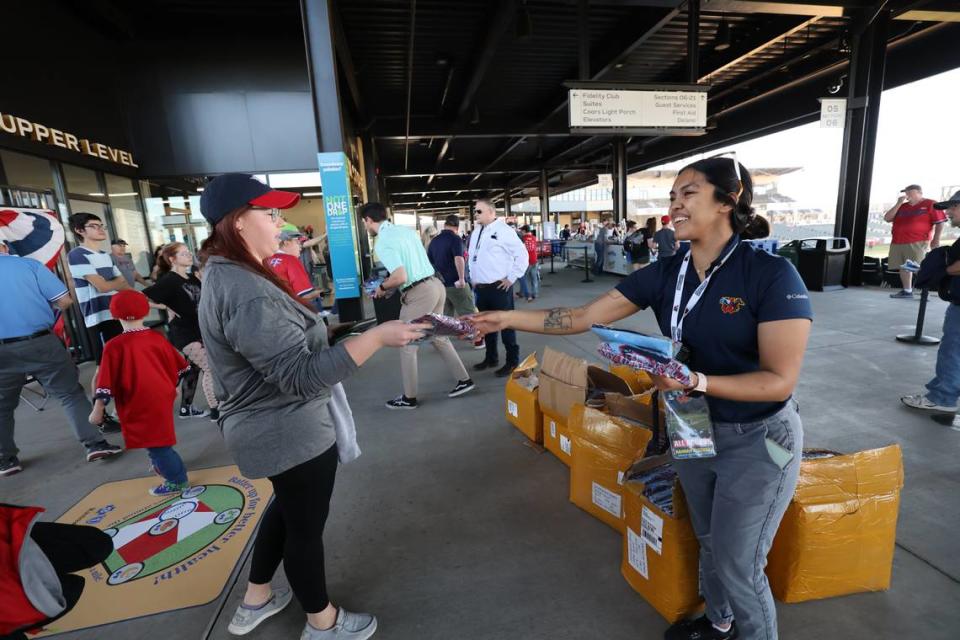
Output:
[568, 85, 708, 135]
[0, 111, 139, 168]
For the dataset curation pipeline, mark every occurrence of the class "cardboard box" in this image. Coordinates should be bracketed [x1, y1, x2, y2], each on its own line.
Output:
[568, 403, 653, 532]
[621, 455, 703, 623]
[538, 347, 632, 422]
[766, 445, 904, 603]
[542, 410, 573, 466]
[609, 365, 654, 394]
[504, 354, 542, 443]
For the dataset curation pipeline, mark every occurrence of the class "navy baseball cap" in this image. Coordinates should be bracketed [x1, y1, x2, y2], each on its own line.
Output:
[199, 174, 301, 226]
[934, 191, 960, 210]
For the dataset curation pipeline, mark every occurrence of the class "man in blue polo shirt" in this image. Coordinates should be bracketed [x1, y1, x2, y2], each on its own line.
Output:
[0, 241, 122, 476]
[362, 203, 474, 410]
[427, 215, 477, 317]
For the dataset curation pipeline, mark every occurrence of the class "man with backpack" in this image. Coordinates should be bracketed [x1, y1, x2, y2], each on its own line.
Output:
[901, 191, 960, 412]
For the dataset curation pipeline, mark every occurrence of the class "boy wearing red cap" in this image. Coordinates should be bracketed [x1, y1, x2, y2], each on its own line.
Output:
[88, 290, 192, 496]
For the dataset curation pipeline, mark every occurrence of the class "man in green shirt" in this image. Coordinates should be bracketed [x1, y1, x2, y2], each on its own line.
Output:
[363, 203, 474, 409]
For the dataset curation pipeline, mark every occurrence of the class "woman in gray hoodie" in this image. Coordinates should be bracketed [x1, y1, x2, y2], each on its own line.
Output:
[197, 174, 427, 640]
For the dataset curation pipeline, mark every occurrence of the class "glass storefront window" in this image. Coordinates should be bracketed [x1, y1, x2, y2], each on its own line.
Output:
[0, 149, 54, 191]
[63, 164, 101, 197]
[106, 174, 151, 276]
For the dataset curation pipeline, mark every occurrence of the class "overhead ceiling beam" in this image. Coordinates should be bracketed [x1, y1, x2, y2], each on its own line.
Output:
[701, 0, 846, 16]
[403, 0, 417, 171]
[454, 0, 518, 121]
[331, 5, 366, 123]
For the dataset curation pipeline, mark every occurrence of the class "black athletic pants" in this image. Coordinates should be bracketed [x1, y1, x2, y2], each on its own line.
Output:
[248, 444, 338, 614]
[474, 285, 519, 366]
[4, 522, 112, 640]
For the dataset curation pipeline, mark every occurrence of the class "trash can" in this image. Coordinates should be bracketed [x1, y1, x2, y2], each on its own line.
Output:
[777, 240, 800, 267]
[796, 237, 850, 292]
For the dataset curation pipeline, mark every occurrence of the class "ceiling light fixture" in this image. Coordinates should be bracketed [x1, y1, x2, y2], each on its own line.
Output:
[714, 17, 732, 52]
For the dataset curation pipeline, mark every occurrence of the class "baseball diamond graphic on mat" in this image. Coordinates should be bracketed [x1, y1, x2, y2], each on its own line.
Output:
[100, 485, 244, 585]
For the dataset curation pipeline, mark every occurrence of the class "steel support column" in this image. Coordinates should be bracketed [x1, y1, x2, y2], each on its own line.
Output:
[687, 0, 700, 83]
[613, 138, 627, 223]
[504, 184, 512, 217]
[301, 0, 363, 320]
[539, 169, 550, 229]
[834, 11, 889, 286]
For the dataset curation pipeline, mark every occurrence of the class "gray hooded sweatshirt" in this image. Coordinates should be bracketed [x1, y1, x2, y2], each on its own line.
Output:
[198, 256, 357, 478]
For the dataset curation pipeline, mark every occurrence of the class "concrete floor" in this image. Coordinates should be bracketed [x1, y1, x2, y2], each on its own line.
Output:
[6, 265, 960, 640]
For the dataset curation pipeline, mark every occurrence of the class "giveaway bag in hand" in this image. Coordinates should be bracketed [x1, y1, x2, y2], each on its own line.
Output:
[591, 324, 675, 359]
[411, 313, 477, 339]
[662, 391, 716, 459]
[597, 342, 693, 388]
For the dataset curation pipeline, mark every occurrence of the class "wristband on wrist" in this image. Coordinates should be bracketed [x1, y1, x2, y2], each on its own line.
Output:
[692, 372, 708, 394]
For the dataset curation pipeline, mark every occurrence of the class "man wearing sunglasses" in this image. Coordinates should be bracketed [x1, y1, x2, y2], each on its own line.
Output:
[67, 213, 130, 434]
[467, 199, 529, 377]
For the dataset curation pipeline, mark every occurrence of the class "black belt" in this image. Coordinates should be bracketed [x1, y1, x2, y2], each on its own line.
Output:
[473, 282, 504, 289]
[0, 329, 50, 345]
[401, 275, 436, 292]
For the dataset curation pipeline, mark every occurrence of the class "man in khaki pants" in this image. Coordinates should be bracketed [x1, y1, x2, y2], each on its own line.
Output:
[362, 203, 474, 410]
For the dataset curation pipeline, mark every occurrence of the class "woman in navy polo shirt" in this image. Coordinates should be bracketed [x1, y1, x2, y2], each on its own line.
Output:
[472, 157, 812, 640]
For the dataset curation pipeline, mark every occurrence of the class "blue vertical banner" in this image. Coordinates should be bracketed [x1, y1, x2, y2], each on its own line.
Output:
[317, 152, 361, 298]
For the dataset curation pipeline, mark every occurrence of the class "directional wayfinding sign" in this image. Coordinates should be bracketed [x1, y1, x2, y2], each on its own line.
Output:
[567, 83, 708, 136]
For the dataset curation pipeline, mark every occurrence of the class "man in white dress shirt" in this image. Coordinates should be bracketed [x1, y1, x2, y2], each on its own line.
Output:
[467, 199, 529, 377]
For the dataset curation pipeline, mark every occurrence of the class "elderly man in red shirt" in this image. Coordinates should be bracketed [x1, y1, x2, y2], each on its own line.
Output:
[267, 230, 323, 305]
[885, 184, 947, 298]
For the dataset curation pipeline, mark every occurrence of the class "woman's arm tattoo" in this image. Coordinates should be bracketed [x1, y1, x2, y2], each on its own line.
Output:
[543, 307, 574, 333]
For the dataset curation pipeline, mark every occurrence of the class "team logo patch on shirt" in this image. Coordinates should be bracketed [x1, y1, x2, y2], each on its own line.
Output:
[719, 296, 745, 314]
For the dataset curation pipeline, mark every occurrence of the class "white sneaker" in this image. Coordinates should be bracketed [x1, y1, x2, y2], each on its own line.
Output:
[301, 608, 377, 640]
[227, 587, 293, 635]
[901, 393, 958, 412]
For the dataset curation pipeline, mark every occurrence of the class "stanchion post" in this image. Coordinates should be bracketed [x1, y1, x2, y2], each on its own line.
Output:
[896, 288, 940, 345]
[549, 248, 555, 274]
[582, 246, 593, 283]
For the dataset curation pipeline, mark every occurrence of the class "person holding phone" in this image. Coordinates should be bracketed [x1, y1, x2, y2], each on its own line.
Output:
[470, 156, 812, 640]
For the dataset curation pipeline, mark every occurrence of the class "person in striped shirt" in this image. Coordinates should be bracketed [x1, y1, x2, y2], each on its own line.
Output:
[67, 213, 130, 434]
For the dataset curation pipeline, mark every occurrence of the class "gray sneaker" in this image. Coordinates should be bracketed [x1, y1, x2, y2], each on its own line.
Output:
[889, 289, 915, 299]
[301, 608, 378, 640]
[227, 587, 293, 636]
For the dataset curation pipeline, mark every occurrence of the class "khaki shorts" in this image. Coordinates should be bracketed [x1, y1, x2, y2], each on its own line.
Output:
[888, 241, 928, 269]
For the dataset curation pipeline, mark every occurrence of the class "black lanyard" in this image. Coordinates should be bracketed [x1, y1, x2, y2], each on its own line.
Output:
[473, 225, 486, 261]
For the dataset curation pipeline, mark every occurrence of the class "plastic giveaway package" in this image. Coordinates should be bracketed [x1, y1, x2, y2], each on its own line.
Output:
[504, 353, 543, 443]
[765, 445, 904, 603]
[568, 404, 652, 533]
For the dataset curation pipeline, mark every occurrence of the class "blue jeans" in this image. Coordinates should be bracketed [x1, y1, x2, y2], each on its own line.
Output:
[524, 264, 540, 298]
[517, 271, 530, 299]
[926, 303, 960, 406]
[148, 446, 188, 485]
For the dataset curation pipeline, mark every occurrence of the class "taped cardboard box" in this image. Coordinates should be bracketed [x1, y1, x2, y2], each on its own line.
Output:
[504, 353, 543, 443]
[538, 347, 632, 422]
[621, 455, 703, 623]
[609, 365, 654, 395]
[542, 410, 573, 466]
[766, 444, 904, 603]
[568, 402, 653, 533]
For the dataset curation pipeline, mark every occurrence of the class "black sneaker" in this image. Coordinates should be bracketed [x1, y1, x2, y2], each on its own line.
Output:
[385, 395, 418, 410]
[664, 617, 738, 640]
[473, 360, 499, 372]
[209, 407, 220, 422]
[448, 379, 476, 398]
[0, 456, 23, 477]
[179, 405, 209, 419]
[86, 441, 123, 462]
[98, 415, 122, 434]
[495, 363, 519, 378]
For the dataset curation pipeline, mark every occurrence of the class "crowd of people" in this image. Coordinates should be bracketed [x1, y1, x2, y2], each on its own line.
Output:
[4, 159, 959, 640]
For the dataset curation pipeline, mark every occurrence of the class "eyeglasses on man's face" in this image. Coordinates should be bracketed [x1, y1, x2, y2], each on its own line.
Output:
[84, 223, 106, 231]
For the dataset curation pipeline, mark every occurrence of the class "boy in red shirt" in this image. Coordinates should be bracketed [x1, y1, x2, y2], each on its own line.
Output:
[267, 230, 323, 305]
[89, 290, 191, 496]
[884, 184, 947, 298]
[518, 226, 540, 302]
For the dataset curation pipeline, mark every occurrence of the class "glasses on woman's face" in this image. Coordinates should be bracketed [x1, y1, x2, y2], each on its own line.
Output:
[84, 223, 106, 231]
[251, 207, 282, 222]
[176, 250, 192, 257]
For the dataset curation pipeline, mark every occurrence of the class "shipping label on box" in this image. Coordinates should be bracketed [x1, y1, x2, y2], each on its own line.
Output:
[592, 481, 622, 518]
[641, 506, 664, 554]
[560, 434, 571, 456]
[627, 527, 649, 579]
[550, 420, 557, 439]
[507, 399, 519, 418]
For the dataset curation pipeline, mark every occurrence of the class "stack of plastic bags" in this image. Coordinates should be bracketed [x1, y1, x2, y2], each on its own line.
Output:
[410, 313, 477, 339]
[627, 462, 678, 516]
[593, 325, 692, 387]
